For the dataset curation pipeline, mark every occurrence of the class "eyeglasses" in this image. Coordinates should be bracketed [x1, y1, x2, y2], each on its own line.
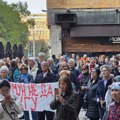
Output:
[82, 68, 87, 70]
[20, 67, 27, 70]
[62, 66, 67, 68]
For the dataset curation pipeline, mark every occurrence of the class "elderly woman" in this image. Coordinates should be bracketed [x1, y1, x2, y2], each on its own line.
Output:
[107, 82, 120, 120]
[18, 64, 33, 120]
[50, 76, 79, 120]
[0, 65, 12, 81]
[0, 80, 23, 120]
[18, 64, 33, 83]
[96, 65, 113, 120]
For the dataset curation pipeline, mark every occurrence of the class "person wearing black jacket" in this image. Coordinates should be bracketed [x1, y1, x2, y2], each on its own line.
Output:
[50, 76, 79, 120]
[34, 61, 58, 120]
[85, 68, 100, 120]
[56, 61, 80, 92]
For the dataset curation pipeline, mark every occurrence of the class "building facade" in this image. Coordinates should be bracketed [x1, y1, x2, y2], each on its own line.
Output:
[23, 14, 50, 56]
[47, 0, 120, 57]
[28, 14, 49, 41]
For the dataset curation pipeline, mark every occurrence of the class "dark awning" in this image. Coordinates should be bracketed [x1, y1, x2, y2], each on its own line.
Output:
[70, 25, 120, 37]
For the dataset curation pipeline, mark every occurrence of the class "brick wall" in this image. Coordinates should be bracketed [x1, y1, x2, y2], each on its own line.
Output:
[63, 37, 120, 53]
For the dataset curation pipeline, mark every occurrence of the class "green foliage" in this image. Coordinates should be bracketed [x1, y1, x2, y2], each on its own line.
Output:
[0, 0, 28, 46]
[11, 1, 30, 16]
[35, 40, 49, 57]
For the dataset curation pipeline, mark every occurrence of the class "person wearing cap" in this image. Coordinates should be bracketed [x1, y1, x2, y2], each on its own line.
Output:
[108, 82, 120, 120]
[0, 65, 13, 82]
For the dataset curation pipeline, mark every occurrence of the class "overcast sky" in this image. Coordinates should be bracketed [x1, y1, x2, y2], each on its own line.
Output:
[3, 0, 47, 14]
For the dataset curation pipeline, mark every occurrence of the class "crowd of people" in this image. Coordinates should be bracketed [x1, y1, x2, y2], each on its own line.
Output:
[0, 52, 120, 120]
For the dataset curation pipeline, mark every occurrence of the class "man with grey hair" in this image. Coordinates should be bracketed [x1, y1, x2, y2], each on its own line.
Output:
[47, 57, 57, 74]
[38, 52, 46, 72]
[96, 65, 113, 120]
[34, 61, 58, 120]
[68, 58, 80, 77]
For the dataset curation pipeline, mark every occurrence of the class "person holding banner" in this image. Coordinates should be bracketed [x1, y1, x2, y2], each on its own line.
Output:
[18, 64, 33, 120]
[0, 80, 23, 120]
[50, 76, 79, 120]
[35, 61, 58, 120]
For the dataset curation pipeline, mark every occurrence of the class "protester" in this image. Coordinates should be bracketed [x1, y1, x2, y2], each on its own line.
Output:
[75, 59, 84, 73]
[59, 70, 76, 91]
[111, 59, 120, 76]
[68, 58, 80, 77]
[81, 54, 89, 64]
[0, 60, 5, 68]
[18, 64, 33, 120]
[37, 52, 46, 72]
[77, 65, 90, 114]
[105, 75, 120, 110]
[58, 61, 79, 91]
[34, 61, 58, 120]
[47, 57, 57, 74]
[9, 59, 18, 81]
[13, 65, 21, 83]
[96, 65, 113, 120]
[84, 68, 100, 120]
[0, 65, 13, 81]
[18, 64, 33, 83]
[51, 54, 59, 65]
[102, 75, 120, 120]
[108, 82, 120, 120]
[28, 57, 40, 80]
[50, 76, 79, 120]
[0, 80, 23, 120]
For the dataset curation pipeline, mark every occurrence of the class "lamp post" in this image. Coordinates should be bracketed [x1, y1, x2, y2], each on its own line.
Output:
[33, 39, 35, 57]
[31, 30, 36, 57]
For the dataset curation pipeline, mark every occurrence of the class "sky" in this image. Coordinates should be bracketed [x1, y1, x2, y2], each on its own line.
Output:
[3, 0, 47, 14]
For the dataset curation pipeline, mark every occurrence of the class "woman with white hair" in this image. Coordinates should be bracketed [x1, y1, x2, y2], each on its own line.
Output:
[0, 65, 13, 82]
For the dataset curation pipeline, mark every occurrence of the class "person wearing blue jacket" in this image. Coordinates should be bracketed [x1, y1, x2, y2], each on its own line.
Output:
[18, 64, 33, 120]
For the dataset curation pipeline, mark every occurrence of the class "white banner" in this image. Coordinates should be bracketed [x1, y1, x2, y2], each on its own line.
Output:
[10, 82, 58, 112]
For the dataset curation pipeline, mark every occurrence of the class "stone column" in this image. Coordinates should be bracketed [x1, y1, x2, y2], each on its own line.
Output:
[50, 25, 62, 56]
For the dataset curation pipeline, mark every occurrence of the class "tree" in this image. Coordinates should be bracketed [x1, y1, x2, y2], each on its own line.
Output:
[11, 1, 30, 16]
[0, 0, 28, 46]
[36, 40, 49, 57]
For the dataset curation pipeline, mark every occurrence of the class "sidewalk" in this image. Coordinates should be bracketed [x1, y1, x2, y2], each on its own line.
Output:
[29, 109, 88, 120]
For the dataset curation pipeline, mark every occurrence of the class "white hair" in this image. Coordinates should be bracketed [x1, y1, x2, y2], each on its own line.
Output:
[0, 65, 9, 74]
[38, 52, 45, 57]
[68, 58, 75, 64]
[47, 57, 53, 62]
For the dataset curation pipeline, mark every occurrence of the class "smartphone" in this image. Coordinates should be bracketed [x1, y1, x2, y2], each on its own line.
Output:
[54, 88, 59, 96]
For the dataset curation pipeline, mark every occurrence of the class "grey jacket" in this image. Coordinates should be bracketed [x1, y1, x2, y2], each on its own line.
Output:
[0, 93, 23, 120]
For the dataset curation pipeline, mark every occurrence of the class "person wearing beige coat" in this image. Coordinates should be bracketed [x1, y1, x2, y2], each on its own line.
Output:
[0, 80, 23, 120]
